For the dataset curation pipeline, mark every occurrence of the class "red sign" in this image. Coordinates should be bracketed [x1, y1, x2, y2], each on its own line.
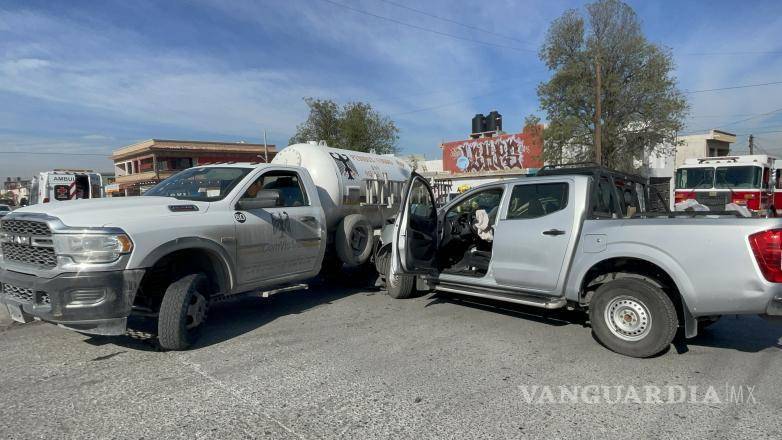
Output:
[441, 125, 543, 173]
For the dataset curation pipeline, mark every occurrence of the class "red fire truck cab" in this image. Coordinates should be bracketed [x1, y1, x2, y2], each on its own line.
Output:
[674, 155, 775, 216]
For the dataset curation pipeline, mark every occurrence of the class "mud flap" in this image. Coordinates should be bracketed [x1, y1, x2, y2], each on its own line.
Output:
[6, 304, 34, 324]
[683, 305, 698, 338]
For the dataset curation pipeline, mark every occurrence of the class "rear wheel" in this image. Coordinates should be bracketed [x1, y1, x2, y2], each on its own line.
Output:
[158, 273, 210, 351]
[336, 214, 373, 267]
[589, 277, 678, 358]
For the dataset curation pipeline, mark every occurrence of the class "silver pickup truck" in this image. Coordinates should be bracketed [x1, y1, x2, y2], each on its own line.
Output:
[387, 171, 782, 358]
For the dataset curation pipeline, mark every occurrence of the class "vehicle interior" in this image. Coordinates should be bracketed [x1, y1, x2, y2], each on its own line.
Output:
[439, 187, 503, 277]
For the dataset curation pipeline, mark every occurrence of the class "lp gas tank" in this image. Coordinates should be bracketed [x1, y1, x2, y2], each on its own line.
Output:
[272, 142, 411, 229]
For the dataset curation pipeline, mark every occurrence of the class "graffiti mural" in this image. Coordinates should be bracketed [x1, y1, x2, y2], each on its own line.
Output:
[441, 126, 543, 174]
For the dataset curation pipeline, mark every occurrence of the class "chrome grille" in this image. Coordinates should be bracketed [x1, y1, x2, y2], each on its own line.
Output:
[2, 283, 34, 303]
[0, 220, 52, 237]
[1, 219, 56, 268]
[2, 242, 57, 268]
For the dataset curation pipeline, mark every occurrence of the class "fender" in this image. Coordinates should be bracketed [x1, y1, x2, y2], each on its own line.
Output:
[566, 241, 697, 311]
[137, 236, 235, 292]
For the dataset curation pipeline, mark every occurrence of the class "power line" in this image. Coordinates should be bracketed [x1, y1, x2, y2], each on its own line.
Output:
[317, 0, 535, 52]
[375, 0, 530, 44]
[0, 151, 110, 157]
[683, 107, 782, 134]
[684, 80, 782, 94]
[679, 50, 782, 56]
[389, 86, 521, 116]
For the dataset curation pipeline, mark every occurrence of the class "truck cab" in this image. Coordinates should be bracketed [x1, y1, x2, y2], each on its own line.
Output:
[387, 171, 782, 358]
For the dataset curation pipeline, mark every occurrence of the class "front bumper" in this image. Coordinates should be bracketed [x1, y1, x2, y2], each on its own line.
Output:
[0, 267, 144, 335]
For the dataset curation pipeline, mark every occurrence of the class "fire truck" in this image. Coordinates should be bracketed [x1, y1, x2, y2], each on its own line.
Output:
[674, 155, 775, 216]
[29, 170, 103, 205]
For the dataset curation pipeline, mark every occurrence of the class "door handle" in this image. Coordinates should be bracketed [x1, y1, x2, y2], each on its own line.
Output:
[300, 216, 318, 224]
[542, 229, 566, 236]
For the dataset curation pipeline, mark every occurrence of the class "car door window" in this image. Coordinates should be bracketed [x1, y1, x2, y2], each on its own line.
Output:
[242, 171, 308, 207]
[446, 188, 503, 220]
[507, 183, 568, 219]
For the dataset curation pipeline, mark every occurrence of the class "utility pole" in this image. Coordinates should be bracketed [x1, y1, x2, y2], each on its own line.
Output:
[263, 129, 269, 163]
[594, 52, 603, 166]
[748, 134, 754, 155]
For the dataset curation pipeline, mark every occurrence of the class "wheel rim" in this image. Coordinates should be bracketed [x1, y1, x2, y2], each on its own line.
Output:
[603, 296, 652, 341]
[186, 291, 208, 330]
[349, 227, 368, 255]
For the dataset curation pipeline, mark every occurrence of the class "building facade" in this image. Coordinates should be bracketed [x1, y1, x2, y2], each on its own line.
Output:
[111, 139, 276, 196]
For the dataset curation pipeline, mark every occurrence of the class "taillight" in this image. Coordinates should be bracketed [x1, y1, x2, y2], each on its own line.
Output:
[43, 198, 50, 203]
[749, 229, 782, 282]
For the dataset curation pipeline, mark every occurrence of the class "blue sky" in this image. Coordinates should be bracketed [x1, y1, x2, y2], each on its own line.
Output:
[1, 0, 781, 179]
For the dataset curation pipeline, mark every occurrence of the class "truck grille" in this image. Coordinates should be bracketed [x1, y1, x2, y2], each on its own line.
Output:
[0, 219, 57, 268]
[2, 283, 34, 303]
[1, 283, 50, 305]
[695, 193, 731, 211]
[1, 220, 52, 237]
[2, 243, 57, 268]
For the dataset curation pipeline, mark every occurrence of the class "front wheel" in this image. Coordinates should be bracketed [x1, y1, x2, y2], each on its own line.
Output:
[386, 270, 416, 299]
[158, 273, 211, 351]
[589, 277, 678, 358]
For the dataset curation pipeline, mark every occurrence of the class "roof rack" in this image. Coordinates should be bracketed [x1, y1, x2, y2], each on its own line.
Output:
[538, 161, 601, 171]
[537, 162, 647, 183]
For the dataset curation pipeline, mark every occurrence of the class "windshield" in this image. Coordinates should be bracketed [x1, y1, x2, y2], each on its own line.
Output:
[715, 166, 762, 189]
[675, 167, 714, 189]
[144, 167, 252, 201]
[0, 206, 9, 211]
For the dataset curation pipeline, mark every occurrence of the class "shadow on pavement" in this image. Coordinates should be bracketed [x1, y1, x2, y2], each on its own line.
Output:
[426, 292, 782, 355]
[85, 282, 375, 352]
[685, 315, 782, 353]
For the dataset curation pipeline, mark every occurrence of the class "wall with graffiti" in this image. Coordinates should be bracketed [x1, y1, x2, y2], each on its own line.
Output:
[441, 124, 543, 173]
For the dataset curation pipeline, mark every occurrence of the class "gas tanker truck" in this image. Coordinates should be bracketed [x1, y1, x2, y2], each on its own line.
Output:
[271, 141, 411, 266]
[0, 141, 412, 349]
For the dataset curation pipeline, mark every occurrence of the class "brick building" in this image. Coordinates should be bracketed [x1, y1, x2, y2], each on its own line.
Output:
[112, 139, 276, 196]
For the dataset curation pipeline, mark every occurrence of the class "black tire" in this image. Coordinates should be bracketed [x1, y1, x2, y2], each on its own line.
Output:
[374, 245, 391, 280]
[336, 214, 373, 267]
[589, 277, 678, 358]
[158, 273, 210, 351]
[386, 270, 416, 299]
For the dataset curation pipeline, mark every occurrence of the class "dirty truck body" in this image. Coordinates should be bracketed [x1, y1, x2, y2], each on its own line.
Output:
[0, 144, 410, 350]
[389, 173, 782, 357]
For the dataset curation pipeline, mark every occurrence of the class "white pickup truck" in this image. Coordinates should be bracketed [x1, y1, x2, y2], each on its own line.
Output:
[386, 166, 782, 357]
[0, 143, 409, 349]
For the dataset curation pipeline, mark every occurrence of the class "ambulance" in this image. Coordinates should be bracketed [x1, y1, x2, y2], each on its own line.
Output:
[29, 170, 103, 204]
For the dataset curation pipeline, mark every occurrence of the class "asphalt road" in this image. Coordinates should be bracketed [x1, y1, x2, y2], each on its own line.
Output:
[1, 285, 781, 439]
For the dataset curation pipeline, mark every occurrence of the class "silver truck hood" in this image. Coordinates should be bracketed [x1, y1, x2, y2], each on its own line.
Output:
[10, 197, 209, 228]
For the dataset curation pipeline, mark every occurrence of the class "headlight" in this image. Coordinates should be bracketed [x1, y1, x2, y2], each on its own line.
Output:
[53, 233, 133, 264]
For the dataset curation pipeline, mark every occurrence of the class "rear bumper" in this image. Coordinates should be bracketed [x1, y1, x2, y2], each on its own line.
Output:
[766, 295, 782, 316]
[0, 267, 144, 335]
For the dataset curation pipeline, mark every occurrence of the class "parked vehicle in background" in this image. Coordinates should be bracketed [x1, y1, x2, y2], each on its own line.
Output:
[0, 205, 10, 218]
[385, 167, 782, 358]
[30, 170, 103, 204]
[0, 142, 409, 350]
[674, 155, 775, 216]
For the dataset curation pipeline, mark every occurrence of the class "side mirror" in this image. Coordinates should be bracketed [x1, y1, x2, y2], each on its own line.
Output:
[236, 190, 280, 210]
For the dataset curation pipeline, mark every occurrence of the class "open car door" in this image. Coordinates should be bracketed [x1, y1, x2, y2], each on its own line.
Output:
[391, 173, 440, 276]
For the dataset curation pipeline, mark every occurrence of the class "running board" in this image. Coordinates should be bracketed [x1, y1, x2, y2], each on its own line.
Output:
[259, 283, 309, 298]
[435, 283, 566, 309]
